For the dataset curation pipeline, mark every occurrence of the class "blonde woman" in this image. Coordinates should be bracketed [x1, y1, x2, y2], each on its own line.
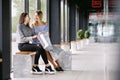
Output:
[31, 10, 64, 71]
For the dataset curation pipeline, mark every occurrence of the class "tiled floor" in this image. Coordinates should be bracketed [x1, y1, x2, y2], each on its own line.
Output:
[12, 42, 120, 80]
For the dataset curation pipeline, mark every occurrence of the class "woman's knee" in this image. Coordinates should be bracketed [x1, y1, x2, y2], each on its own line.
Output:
[36, 46, 45, 53]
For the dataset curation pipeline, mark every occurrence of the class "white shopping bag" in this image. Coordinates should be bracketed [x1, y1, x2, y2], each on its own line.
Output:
[37, 33, 59, 60]
[37, 33, 53, 51]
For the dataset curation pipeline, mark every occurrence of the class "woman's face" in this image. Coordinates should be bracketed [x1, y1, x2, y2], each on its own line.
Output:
[34, 13, 43, 21]
[24, 15, 30, 23]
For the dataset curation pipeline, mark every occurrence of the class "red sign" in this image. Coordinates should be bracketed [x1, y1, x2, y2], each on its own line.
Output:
[92, 0, 102, 8]
[109, 0, 114, 7]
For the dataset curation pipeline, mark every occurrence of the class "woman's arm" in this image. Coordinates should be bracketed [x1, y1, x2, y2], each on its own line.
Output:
[17, 24, 37, 43]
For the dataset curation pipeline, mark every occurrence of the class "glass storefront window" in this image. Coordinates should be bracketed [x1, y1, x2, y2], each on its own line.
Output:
[12, 0, 24, 33]
[11, 0, 24, 72]
[89, 12, 115, 42]
[29, 0, 37, 24]
[41, 0, 47, 22]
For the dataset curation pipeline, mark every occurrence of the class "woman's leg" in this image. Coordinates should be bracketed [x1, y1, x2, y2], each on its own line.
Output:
[18, 43, 55, 74]
[46, 51, 61, 67]
[55, 60, 61, 67]
[18, 43, 49, 65]
[37, 45, 49, 65]
[46, 51, 64, 71]
[46, 51, 57, 68]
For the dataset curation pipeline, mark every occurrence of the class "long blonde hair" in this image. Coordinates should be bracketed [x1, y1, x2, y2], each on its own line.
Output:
[32, 10, 43, 26]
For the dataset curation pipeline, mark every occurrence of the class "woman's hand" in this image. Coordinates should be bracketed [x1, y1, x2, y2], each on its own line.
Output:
[38, 32, 43, 35]
[32, 35, 37, 39]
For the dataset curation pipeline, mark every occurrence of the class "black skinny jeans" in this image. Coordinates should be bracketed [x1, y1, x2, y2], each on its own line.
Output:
[18, 43, 48, 65]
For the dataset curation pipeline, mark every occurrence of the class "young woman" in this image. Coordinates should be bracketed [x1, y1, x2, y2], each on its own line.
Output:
[16, 12, 55, 74]
[31, 10, 64, 71]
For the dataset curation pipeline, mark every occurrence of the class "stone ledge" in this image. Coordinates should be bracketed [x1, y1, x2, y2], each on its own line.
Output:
[16, 51, 36, 55]
[13, 54, 34, 77]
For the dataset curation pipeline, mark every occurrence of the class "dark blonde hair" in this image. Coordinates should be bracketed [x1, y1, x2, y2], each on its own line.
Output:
[36, 10, 43, 19]
[32, 10, 43, 26]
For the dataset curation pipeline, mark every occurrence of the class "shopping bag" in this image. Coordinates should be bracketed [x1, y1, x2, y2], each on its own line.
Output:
[37, 33, 59, 60]
[37, 33, 53, 51]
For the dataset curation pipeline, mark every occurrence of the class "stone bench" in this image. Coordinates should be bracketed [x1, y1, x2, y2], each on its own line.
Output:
[16, 51, 35, 55]
[13, 51, 36, 77]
